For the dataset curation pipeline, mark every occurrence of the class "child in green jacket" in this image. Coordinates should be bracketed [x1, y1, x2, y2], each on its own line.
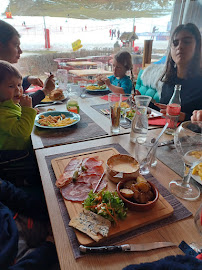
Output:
[0, 61, 40, 186]
[0, 60, 37, 150]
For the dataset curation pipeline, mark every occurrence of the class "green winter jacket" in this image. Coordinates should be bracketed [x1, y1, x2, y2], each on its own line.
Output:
[0, 100, 36, 150]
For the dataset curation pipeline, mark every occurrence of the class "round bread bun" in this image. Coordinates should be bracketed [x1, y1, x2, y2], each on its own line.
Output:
[97, 80, 105, 86]
[49, 89, 65, 100]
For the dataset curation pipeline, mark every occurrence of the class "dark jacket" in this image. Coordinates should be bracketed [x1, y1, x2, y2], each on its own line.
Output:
[0, 179, 57, 270]
[23, 77, 45, 107]
[160, 75, 202, 121]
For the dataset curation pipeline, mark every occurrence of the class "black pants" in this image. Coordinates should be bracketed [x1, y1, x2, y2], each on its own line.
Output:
[0, 150, 41, 187]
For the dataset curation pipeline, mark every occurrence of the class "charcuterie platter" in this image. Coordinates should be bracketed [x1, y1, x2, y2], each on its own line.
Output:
[51, 147, 173, 246]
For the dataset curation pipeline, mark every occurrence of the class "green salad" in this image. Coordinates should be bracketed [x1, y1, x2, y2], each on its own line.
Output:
[83, 190, 127, 224]
[126, 109, 136, 120]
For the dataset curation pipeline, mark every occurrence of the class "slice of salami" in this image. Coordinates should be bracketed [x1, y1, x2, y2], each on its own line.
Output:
[83, 157, 103, 168]
[63, 158, 82, 172]
[61, 182, 92, 202]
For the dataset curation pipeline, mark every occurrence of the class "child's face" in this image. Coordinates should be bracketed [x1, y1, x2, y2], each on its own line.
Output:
[112, 59, 127, 78]
[0, 75, 23, 104]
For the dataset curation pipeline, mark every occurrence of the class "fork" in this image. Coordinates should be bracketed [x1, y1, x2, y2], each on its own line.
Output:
[35, 101, 63, 108]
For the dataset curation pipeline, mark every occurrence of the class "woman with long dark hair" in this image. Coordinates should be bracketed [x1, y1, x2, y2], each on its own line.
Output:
[155, 23, 202, 121]
[0, 20, 55, 107]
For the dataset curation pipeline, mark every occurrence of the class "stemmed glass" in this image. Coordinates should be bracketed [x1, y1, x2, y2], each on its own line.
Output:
[120, 94, 131, 124]
[169, 121, 202, 200]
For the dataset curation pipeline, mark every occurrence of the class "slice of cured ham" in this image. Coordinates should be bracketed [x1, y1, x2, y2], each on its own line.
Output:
[56, 156, 107, 202]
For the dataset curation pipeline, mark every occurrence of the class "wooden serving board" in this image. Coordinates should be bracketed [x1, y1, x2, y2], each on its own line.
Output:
[51, 147, 174, 246]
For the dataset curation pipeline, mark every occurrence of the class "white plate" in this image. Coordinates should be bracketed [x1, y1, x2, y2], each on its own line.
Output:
[192, 174, 202, 185]
[35, 111, 80, 129]
[86, 84, 110, 93]
[40, 91, 69, 103]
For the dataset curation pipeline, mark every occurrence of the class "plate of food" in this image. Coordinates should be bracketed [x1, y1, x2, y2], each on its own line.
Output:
[35, 111, 80, 129]
[86, 84, 110, 93]
[41, 89, 68, 103]
[192, 162, 202, 185]
[126, 108, 162, 121]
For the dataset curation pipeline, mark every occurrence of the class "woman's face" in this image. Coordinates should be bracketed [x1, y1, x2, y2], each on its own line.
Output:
[0, 35, 22, 63]
[113, 59, 127, 78]
[171, 30, 196, 67]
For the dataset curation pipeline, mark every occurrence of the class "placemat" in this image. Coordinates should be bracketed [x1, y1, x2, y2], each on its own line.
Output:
[35, 109, 108, 147]
[91, 103, 131, 129]
[45, 143, 192, 259]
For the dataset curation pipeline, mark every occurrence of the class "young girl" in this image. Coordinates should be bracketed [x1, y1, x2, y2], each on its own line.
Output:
[0, 61, 36, 150]
[97, 51, 134, 94]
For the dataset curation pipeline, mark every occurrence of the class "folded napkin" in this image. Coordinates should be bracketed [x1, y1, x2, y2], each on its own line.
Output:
[122, 255, 202, 270]
[148, 117, 180, 127]
[25, 86, 42, 93]
[148, 117, 167, 126]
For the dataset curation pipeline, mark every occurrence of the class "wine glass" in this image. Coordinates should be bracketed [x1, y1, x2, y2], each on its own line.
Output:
[120, 94, 131, 124]
[169, 121, 202, 200]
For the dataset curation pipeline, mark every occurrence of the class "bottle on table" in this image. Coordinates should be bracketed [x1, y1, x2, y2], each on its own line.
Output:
[66, 99, 80, 114]
[165, 84, 181, 135]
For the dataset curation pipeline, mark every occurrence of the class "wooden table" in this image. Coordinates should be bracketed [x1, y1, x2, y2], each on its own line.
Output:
[69, 69, 113, 77]
[65, 61, 97, 67]
[35, 130, 201, 270]
[31, 96, 160, 150]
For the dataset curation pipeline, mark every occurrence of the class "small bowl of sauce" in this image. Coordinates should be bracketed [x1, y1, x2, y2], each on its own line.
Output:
[106, 154, 140, 183]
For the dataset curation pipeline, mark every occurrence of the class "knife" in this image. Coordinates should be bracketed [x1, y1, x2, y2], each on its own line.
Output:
[158, 139, 174, 147]
[79, 242, 177, 253]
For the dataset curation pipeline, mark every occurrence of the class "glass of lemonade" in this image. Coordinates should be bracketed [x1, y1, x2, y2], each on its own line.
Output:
[108, 93, 122, 134]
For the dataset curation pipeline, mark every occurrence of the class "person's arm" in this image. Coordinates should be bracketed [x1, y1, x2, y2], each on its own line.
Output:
[22, 76, 31, 91]
[22, 76, 44, 91]
[0, 179, 48, 220]
[0, 100, 36, 140]
[9, 241, 58, 270]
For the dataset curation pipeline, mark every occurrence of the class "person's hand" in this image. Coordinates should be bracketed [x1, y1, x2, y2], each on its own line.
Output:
[102, 77, 111, 87]
[20, 94, 32, 107]
[27, 76, 43, 87]
[191, 110, 202, 122]
[155, 103, 186, 122]
[96, 74, 106, 86]
[42, 74, 55, 96]
[135, 90, 141, 95]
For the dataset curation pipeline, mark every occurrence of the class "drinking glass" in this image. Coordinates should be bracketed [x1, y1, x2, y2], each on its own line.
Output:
[120, 94, 131, 124]
[78, 81, 87, 98]
[108, 93, 122, 134]
[190, 204, 202, 253]
[56, 69, 68, 91]
[169, 121, 202, 200]
[135, 137, 158, 175]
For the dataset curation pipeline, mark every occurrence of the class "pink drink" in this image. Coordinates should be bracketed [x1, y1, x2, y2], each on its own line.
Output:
[167, 103, 181, 116]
